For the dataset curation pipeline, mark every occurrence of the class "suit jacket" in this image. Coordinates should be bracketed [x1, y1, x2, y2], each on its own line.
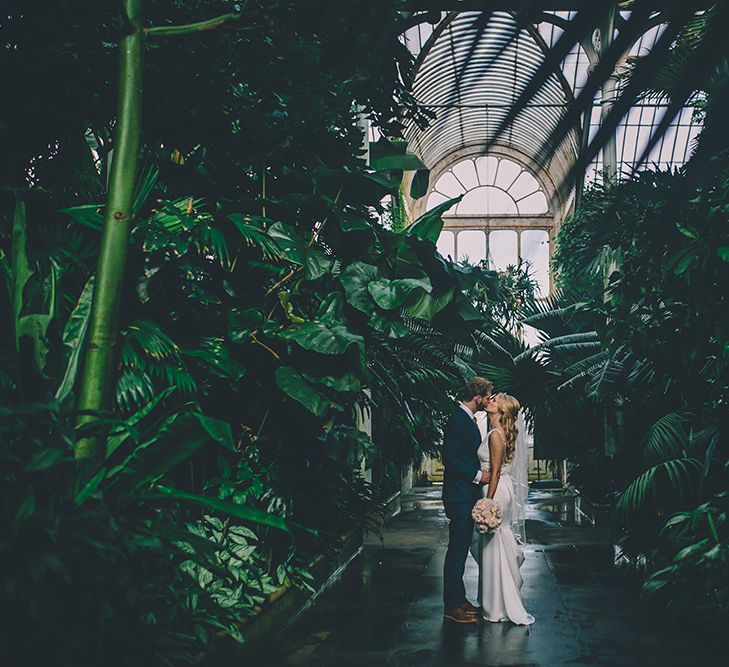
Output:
[441, 405, 482, 506]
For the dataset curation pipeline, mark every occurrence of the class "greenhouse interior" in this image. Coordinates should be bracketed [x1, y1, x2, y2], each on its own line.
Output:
[1, 1, 727, 665]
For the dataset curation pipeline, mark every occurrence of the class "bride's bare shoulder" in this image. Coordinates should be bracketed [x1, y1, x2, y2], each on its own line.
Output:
[487, 429, 505, 448]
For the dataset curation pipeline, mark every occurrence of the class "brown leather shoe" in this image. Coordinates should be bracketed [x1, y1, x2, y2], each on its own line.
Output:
[444, 607, 478, 624]
[460, 601, 481, 616]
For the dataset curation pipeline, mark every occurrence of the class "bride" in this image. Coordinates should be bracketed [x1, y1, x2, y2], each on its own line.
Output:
[473, 392, 535, 625]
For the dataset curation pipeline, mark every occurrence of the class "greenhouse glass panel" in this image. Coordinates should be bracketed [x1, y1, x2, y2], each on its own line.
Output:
[484, 187, 518, 215]
[435, 171, 465, 197]
[456, 187, 489, 214]
[457, 230, 486, 264]
[436, 230, 455, 260]
[426, 191, 450, 211]
[488, 230, 517, 272]
[494, 159, 522, 191]
[452, 159, 479, 191]
[510, 171, 541, 200]
[520, 230, 550, 296]
[475, 156, 499, 186]
[517, 191, 549, 215]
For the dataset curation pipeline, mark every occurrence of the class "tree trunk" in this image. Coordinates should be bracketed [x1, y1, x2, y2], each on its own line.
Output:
[74, 0, 144, 460]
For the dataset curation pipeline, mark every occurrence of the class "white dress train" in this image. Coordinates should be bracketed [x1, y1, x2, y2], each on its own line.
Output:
[472, 428, 535, 625]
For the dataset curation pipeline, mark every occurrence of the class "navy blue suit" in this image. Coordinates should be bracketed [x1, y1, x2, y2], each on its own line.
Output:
[442, 405, 481, 610]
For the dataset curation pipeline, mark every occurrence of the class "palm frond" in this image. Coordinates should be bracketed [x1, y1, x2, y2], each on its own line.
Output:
[514, 331, 599, 363]
[563, 350, 610, 378]
[616, 457, 702, 520]
[148, 363, 198, 396]
[228, 214, 286, 261]
[626, 356, 657, 391]
[641, 412, 689, 465]
[470, 363, 515, 393]
[122, 320, 179, 362]
[131, 163, 160, 216]
[471, 327, 523, 359]
[195, 224, 230, 268]
[150, 197, 206, 233]
[556, 360, 606, 393]
[696, 424, 721, 477]
[631, 4, 729, 171]
[584, 346, 628, 398]
[183, 337, 246, 382]
[116, 367, 156, 414]
[118, 320, 196, 411]
[569, 3, 700, 183]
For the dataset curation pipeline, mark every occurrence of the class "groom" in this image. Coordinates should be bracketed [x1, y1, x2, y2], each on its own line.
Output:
[442, 376, 493, 624]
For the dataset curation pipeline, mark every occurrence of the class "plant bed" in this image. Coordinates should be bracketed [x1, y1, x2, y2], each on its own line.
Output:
[196, 528, 364, 665]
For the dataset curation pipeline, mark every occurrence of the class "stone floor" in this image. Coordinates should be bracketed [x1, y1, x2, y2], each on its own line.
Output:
[263, 486, 723, 666]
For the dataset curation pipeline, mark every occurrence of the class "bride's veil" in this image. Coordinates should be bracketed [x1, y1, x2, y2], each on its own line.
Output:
[512, 410, 529, 544]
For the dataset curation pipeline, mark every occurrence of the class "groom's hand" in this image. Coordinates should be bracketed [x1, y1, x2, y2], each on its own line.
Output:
[480, 469, 491, 484]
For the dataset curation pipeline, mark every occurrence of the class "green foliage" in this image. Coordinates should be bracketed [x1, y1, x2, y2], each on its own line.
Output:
[0, 1, 498, 662]
[643, 493, 729, 627]
[0, 400, 299, 666]
[535, 67, 729, 622]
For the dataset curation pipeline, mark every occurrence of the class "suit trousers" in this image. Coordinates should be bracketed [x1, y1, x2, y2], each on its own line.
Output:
[443, 502, 474, 609]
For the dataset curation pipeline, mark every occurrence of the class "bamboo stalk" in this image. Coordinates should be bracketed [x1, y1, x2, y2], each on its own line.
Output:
[74, 0, 144, 460]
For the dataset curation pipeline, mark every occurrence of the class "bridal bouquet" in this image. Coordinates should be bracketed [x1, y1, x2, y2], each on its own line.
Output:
[472, 498, 502, 534]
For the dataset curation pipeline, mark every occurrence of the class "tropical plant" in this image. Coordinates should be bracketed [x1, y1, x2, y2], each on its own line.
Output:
[643, 492, 729, 628]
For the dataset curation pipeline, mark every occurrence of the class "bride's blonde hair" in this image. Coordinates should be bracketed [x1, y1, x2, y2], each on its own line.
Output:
[495, 393, 520, 463]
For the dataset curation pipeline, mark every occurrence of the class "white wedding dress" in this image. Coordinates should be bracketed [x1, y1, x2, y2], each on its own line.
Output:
[472, 427, 535, 625]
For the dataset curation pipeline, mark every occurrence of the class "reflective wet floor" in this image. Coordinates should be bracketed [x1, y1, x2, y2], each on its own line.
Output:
[261, 487, 722, 666]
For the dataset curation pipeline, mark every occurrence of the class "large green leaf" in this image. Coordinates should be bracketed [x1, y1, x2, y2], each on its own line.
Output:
[9, 195, 56, 371]
[228, 307, 263, 344]
[277, 321, 364, 359]
[304, 246, 333, 280]
[196, 414, 235, 451]
[405, 196, 462, 243]
[340, 261, 381, 313]
[407, 288, 454, 320]
[367, 277, 432, 310]
[268, 222, 331, 279]
[56, 277, 95, 402]
[11, 196, 33, 328]
[303, 371, 361, 392]
[268, 221, 305, 264]
[410, 169, 430, 199]
[368, 311, 410, 338]
[16, 264, 56, 372]
[370, 152, 427, 172]
[275, 366, 331, 417]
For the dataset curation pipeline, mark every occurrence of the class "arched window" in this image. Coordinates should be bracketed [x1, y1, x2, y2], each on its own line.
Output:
[431, 156, 552, 296]
[427, 156, 549, 215]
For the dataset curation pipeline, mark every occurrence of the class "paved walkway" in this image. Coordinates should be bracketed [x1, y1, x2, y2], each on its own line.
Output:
[265, 487, 721, 666]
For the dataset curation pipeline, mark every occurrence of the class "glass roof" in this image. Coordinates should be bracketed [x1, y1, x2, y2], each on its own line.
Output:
[402, 10, 703, 193]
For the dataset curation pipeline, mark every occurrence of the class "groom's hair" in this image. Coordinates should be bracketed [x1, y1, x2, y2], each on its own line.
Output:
[461, 377, 493, 401]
